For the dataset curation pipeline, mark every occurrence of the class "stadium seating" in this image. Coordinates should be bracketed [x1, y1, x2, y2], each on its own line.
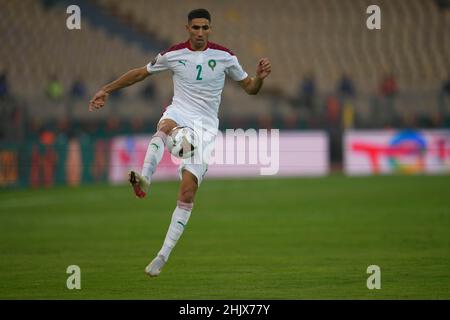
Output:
[0, 0, 170, 120]
[97, 0, 449, 95]
[0, 0, 448, 124]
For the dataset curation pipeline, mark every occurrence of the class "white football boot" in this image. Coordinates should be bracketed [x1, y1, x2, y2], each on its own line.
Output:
[145, 255, 166, 277]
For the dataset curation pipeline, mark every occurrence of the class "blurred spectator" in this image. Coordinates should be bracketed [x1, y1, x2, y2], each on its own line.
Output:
[46, 75, 64, 100]
[439, 73, 450, 118]
[441, 74, 450, 95]
[298, 73, 316, 110]
[342, 100, 355, 129]
[337, 73, 356, 98]
[326, 95, 342, 165]
[40, 128, 56, 145]
[379, 73, 398, 97]
[91, 139, 109, 183]
[0, 71, 9, 98]
[257, 113, 273, 129]
[326, 95, 340, 125]
[141, 81, 156, 99]
[105, 116, 122, 136]
[70, 78, 87, 98]
[378, 73, 399, 126]
[435, 0, 450, 10]
[56, 118, 71, 137]
[131, 117, 145, 133]
[0, 70, 25, 141]
[42, 0, 59, 9]
[263, 85, 283, 118]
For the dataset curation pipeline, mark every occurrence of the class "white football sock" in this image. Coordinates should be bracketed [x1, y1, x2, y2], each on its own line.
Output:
[158, 201, 193, 261]
[141, 131, 167, 182]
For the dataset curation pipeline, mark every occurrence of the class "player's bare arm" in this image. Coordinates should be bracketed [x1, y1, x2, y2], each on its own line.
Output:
[89, 66, 150, 111]
[239, 57, 272, 95]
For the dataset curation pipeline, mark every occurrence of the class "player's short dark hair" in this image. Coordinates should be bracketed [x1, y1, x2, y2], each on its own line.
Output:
[188, 9, 211, 23]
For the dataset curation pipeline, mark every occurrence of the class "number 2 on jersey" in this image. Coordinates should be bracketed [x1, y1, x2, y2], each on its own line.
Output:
[196, 65, 203, 80]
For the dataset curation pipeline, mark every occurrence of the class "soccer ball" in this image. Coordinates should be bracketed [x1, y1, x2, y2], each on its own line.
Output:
[167, 126, 199, 159]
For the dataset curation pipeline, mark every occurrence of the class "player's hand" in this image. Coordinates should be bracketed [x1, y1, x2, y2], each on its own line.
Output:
[256, 58, 271, 80]
[89, 89, 109, 111]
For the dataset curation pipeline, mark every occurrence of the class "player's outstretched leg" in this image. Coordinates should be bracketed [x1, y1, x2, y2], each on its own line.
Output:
[130, 120, 176, 199]
[129, 131, 167, 198]
[145, 170, 197, 277]
[144, 200, 193, 277]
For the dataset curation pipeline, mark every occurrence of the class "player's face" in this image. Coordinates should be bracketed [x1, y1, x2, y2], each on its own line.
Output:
[186, 18, 211, 50]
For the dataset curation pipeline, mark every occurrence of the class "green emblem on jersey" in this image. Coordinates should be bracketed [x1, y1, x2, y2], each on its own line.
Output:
[178, 60, 187, 67]
[208, 59, 216, 71]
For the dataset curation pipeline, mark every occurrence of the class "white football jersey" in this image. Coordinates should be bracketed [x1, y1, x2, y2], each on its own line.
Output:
[146, 41, 248, 131]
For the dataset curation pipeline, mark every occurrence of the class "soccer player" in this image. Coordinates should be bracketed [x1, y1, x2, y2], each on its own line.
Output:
[89, 9, 271, 277]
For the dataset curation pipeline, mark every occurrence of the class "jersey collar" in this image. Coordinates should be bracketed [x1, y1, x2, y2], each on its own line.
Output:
[186, 40, 209, 52]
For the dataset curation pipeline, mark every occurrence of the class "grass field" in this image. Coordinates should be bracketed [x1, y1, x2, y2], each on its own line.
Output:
[0, 175, 449, 299]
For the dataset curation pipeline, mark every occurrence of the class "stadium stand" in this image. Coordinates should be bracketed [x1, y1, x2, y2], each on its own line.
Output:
[0, 0, 449, 131]
[96, 0, 449, 94]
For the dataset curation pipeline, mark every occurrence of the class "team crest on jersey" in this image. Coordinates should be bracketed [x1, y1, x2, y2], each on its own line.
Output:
[208, 59, 216, 71]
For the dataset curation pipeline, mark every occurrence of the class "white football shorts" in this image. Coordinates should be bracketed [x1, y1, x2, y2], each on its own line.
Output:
[158, 107, 217, 185]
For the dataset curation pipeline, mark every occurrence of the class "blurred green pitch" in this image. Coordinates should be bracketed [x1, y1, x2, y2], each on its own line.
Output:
[0, 175, 449, 299]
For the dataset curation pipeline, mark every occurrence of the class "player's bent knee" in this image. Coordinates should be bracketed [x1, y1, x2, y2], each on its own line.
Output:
[178, 187, 196, 203]
[178, 182, 197, 203]
[178, 169, 198, 203]
[157, 119, 177, 135]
